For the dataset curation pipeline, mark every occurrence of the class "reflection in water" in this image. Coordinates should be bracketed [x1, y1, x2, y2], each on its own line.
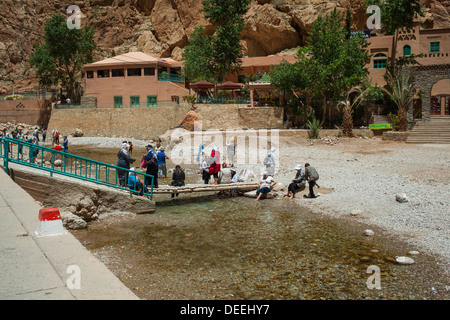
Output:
[69, 146, 448, 300]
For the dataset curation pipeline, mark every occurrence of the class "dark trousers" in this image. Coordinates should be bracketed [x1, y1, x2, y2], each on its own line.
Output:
[145, 165, 158, 188]
[309, 181, 316, 198]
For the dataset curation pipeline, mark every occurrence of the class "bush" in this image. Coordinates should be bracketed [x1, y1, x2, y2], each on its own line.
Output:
[307, 117, 322, 139]
[4, 95, 24, 100]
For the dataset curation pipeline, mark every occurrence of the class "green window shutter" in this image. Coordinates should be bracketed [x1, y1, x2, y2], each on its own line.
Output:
[430, 42, 440, 53]
[373, 53, 387, 69]
[130, 95, 140, 108]
[403, 45, 411, 56]
[147, 95, 157, 107]
[114, 96, 123, 108]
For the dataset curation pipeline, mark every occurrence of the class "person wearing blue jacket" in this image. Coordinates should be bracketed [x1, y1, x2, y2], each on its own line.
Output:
[128, 168, 149, 197]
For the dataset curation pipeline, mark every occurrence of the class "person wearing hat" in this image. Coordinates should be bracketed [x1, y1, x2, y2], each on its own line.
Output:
[263, 147, 277, 176]
[255, 171, 277, 201]
[157, 146, 170, 178]
[117, 142, 135, 187]
[284, 164, 306, 199]
[144, 144, 158, 188]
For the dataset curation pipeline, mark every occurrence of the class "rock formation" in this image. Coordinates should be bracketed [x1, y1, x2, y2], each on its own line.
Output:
[0, 0, 448, 93]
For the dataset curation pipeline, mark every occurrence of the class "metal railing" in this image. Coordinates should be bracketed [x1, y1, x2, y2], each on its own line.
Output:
[196, 96, 251, 104]
[158, 73, 185, 83]
[0, 137, 154, 200]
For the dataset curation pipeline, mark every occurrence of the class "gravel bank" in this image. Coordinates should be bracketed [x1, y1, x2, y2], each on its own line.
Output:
[275, 137, 450, 271]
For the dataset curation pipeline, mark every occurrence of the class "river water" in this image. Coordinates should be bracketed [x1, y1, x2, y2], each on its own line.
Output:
[69, 145, 448, 300]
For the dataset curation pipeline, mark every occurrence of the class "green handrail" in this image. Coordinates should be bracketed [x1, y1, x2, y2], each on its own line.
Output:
[0, 137, 154, 200]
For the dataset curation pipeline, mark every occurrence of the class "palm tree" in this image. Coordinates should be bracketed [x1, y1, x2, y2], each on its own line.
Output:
[337, 87, 364, 137]
[381, 69, 413, 132]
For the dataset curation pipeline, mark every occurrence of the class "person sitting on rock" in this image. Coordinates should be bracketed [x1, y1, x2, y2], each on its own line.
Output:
[255, 171, 277, 201]
[128, 168, 149, 197]
[284, 164, 306, 200]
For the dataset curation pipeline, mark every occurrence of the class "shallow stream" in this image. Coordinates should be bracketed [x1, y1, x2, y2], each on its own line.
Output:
[69, 145, 448, 300]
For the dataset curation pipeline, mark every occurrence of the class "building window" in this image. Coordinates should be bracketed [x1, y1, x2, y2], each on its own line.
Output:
[430, 42, 440, 53]
[130, 95, 140, 108]
[373, 53, 387, 69]
[147, 95, 157, 108]
[171, 96, 180, 105]
[403, 45, 411, 56]
[237, 75, 246, 83]
[158, 66, 168, 74]
[127, 68, 142, 77]
[144, 67, 155, 76]
[97, 70, 110, 78]
[114, 96, 123, 108]
[86, 71, 94, 79]
[112, 69, 125, 77]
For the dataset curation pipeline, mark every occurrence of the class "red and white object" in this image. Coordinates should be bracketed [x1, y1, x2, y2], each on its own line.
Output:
[35, 208, 66, 237]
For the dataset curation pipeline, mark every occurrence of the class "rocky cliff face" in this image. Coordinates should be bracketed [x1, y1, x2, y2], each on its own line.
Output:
[0, 0, 449, 93]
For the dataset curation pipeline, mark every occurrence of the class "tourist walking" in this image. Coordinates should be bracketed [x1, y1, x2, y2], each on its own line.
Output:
[144, 144, 158, 188]
[255, 171, 277, 201]
[170, 165, 185, 198]
[226, 140, 235, 167]
[157, 147, 170, 178]
[117, 142, 135, 187]
[284, 164, 306, 199]
[42, 128, 47, 143]
[302, 163, 320, 198]
[263, 147, 277, 176]
[208, 146, 221, 185]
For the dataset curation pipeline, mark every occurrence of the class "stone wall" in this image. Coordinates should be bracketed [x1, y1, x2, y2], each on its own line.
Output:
[0, 100, 50, 126]
[47, 104, 285, 140]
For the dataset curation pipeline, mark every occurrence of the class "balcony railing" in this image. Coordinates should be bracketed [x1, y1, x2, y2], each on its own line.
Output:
[158, 73, 184, 83]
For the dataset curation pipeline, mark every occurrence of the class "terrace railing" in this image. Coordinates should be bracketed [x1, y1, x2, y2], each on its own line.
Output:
[196, 97, 251, 105]
[158, 73, 185, 83]
[0, 137, 154, 200]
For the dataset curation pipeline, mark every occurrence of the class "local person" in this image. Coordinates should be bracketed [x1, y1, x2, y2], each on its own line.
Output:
[208, 146, 221, 185]
[170, 165, 186, 198]
[117, 142, 135, 187]
[144, 144, 158, 188]
[303, 163, 320, 198]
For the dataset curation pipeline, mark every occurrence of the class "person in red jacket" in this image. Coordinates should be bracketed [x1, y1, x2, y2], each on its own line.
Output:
[208, 146, 221, 185]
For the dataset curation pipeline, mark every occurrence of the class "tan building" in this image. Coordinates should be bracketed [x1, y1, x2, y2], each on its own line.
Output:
[367, 22, 450, 116]
[83, 52, 189, 108]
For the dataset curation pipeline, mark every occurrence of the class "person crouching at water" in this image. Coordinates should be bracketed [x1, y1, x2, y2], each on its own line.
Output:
[284, 164, 306, 199]
[255, 171, 276, 201]
[303, 163, 320, 198]
[128, 168, 149, 198]
[170, 165, 185, 198]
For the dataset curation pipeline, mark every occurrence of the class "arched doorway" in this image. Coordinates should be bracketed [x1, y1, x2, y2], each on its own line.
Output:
[431, 79, 450, 116]
[404, 64, 450, 121]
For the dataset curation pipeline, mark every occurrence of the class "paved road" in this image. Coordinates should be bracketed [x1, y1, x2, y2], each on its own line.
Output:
[0, 168, 139, 300]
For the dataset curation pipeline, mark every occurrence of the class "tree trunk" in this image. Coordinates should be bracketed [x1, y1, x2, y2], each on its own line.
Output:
[321, 93, 327, 125]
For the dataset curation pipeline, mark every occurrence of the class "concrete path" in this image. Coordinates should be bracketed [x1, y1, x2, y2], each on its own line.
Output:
[0, 168, 139, 300]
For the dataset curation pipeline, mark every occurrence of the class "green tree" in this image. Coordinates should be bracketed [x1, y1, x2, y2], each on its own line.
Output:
[297, 8, 370, 125]
[29, 14, 96, 102]
[182, 0, 250, 84]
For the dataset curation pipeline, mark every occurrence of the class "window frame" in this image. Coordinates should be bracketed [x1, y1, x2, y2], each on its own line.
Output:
[373, 53, 387, 69]
[403, 45, 411, 57]
[97, 69, 110, 78]
[130, 95, 140, 108]
[147, 95, 157, 108]
[112, 69, 125, 77]
[114, 96, 123, 108]
[127, 68, 142, 77]
[430, 42, 440, 54]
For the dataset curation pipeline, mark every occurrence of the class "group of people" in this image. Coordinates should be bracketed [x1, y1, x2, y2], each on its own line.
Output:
[255, 162, 320, 201]
[116, 141, 185, 198]
[197, 145, 224, 185]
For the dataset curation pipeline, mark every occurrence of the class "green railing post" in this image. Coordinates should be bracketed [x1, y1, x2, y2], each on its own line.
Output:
[3, 139, 9, 174]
